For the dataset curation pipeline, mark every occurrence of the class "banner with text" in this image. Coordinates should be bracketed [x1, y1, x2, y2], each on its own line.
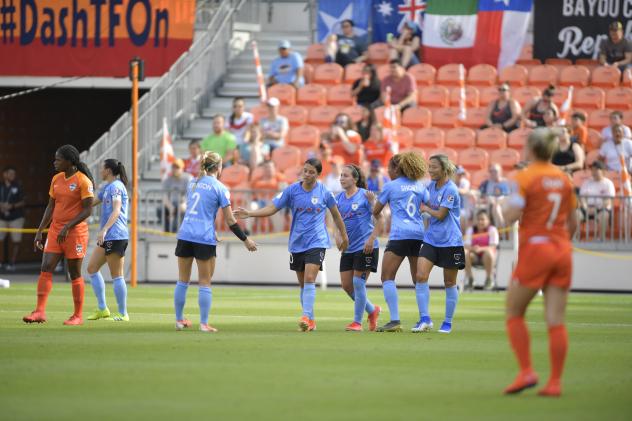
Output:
[0, 0, 195, 77]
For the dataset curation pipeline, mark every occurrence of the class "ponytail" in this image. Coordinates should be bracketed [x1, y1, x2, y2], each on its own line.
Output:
[104, 158, 129, 186]
[346, 164, 367, 189]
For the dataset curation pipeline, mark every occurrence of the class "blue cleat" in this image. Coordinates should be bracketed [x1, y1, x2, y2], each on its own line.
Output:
[438, 321, 452, 334]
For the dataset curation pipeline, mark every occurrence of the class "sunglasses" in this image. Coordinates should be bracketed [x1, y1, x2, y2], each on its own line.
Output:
[498, 88, 508, 92]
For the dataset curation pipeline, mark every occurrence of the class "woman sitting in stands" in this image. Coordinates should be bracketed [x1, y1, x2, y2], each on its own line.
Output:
[552, 126, 585, 174]
[321, 113, 364, 165]
[387, 20, 421, 69]
[481, 83, 521, 133]
[522, 85, 559, 128]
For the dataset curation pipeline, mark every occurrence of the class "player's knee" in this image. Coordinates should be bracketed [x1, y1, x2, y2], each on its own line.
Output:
[416, 272, 430, 284]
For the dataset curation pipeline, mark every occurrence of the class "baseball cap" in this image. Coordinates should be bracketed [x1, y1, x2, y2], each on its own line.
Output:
[172, 158, 184, 169]
[590, 160, 605, 170]
[455, 165, 466, 175]
[370, 159, 381, 169]
[266, 97, 280, 107]
[278, 40, 291, 49]
[609, 21, 623, 31]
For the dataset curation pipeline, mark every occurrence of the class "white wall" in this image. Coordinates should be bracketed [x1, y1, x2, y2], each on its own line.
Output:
[260, 2, 310, 32]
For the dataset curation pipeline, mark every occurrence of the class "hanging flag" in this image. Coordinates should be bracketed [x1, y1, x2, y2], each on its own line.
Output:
[317, 0, 370, 43]
[252, 41, 267, 103]
[372, 0, 426, 42]
[382, 87, 401, 153]
[558, 86, 574, 126]
[160, 118, 175, 181]
[458, 64, 467, 121]
[620, 153, 632, 198]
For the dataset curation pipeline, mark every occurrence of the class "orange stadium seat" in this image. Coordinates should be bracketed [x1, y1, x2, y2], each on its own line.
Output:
[220, 164, 250, 188]
[449, 86, 480, 107]
[268, 83, 296, 106]
[623, 110, 632, 126]
[572, 169, 592, 188]
[344, 62, 364, 84]
[249, 165, 266, 183]
[467, 64, 497, 87]
[518, 43, 533, 60]
[414, 127, 445, 149]
[296, 84, 327, 106]
[305, 43, 326, 64]
[271, 146, 302, 172]
[605, 87, 632, 110]
[591, 66, 620, 88]
[470, 169, 488, 189]
[445, 127, 476, 150]
[308, 105, 340, 130]
[367, 43, 390, 64]
[303, 63, 314, 84]
[479, 86, 499, 106]
[623, 68, 632, 87]
[407, 63, 436, 86]
[326, 84, 354, 106]
[559, 65, 590, 87]
[458, 147, 489, 172]
[512, 86, 541, 106]
[476, 127, 507, 151]
[499, 64, 528, 87]
[586, 128, 602, 152]
[395, 127, 414, 149]
[575, 58, 600, 71]
[399, 147, 427, 159]
[551, 86, 570, 108]
[574, 87, 606, 110]
[287, 125, 321, 149]
[428, 147, 458, 163]
[508, 127, 532, 151]
[401, 107, 431, 129]
[280, 105, 308, 127]
[545, 58, 572, 72]
[437, 64, 464, 87]
[585, 149, 601, 167]
[249, 104, 268, 123]
[490, 148, 521, 171]
[516, 59, 542, 72]
[418, 85, 450, 108]
[432, 108, 461, 129]
[528, 64, 559, 89]
[283, 165, 303, 183]
[377, 64, 391, 81]
[313, 63, 344, 85]
[462, 107, 487, 129]
[588, 109, 612, 131]
[341, 105, 365, 123]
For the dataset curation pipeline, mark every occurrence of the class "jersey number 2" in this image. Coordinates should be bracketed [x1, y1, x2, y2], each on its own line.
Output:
[189, 192, 201, 215]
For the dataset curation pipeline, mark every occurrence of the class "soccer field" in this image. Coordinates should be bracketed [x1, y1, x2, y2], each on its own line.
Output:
[1, 283, 631, 421]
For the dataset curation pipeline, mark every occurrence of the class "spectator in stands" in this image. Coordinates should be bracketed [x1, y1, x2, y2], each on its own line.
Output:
[579, 161, 616, 240]
[323, 159, 343, 195]
[598, 21, 632, 73]
[455, 165, 475, 232]
[570, 112, 588, 148]
[463, 209, 499, 291]
[380, 59, 417, 111]
[267, 40, 304, 88]
[601, 110, 632, 143]
[542, 108, 559, 128]
[522, 85, 559, 128]
[356, 106, 374, 142]
[388, 20, 421, 69]
[552, 126, 585, 174]
[366, 159, 390, 192]
[325, 19, 367, 67]
[322, 113, 363, 164]
[481, 83, 521, 132]
[599, 124, 632, 173]
[260, 97, 289, 156]
[161, 159, 192, 233]
[351, 64, 381, 109]
[479, 163, 510, 228]
[250, 160, 287, 233]
[183, 140, 202, 178]
[363, 123, 394, 168]
[226, 97, 254, 159]
[0, 166, 25, 272]
[200, 114, 238, 166]
[241, 124, 265, 170]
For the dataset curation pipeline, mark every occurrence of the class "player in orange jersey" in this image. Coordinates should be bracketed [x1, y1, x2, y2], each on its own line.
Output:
[23, 145, 95, 326]
[501, 128, 578, 397]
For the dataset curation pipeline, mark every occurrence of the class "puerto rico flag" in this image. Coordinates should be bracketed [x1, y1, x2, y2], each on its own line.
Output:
[372, 0, 426, 43]
[317, 0, 370, 43]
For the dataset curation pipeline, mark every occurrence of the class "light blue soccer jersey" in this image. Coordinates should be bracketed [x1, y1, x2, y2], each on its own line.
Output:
[273, 181, 337, 253]
[424, 180, 463, 247]
[177, 176, 231, 246]
[337, 188, 379, 254]
[378, 177, 428, 241]
[98, 180, 129, 241]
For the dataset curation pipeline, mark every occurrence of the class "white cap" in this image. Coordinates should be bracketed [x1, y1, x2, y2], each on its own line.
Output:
[266, 97, 280, 107]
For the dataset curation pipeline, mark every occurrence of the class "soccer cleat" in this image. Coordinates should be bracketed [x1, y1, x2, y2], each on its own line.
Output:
[367, 305, 381, 332]
[23, 310, 47, 324]
[63, 315, 84, 326]
[107, 312, 129, 322]
[484, 278, 495, 291]
[438, 321, 452, 333]
[345, 321, 362, 332]
[538, 382, 561, 397]
[175, 319, 192, 331]
[87, 308, 111, 320]
[199, 323, 218, 333]
[504, 371, 539, 395]
[411, 317, 433, 333]
[299, 316, 316, 332]
[376, 320, 402, 332]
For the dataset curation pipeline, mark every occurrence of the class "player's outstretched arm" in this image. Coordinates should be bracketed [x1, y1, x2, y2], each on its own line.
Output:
[233, 204, 279, 219]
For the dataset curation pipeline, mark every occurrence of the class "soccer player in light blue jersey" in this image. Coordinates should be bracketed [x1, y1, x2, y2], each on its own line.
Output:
[416, 154, 466, 334]
[86, 159, 130, 321]
[234, 158, 349, 332]
[372, 152, 429, 332]
[337, 164, 383, 332]
[174, 152, 257, 333]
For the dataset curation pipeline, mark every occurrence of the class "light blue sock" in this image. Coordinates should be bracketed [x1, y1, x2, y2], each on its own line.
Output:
[198, 286, 212, 325]
[112, 276, 127, 315]
[415, 282, 430, 320]
[300, 287, 304, 310]
[302, 283, 316, 319]
[382, 280, 399, 322]
[174, 281, 189, 321]
[445, 286, 459, 324]
[352, 277, 368, 323]
[89, 272, 107, 310]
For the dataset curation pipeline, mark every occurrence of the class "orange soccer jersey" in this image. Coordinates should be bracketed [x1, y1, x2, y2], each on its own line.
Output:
[49, 172, 94, 232]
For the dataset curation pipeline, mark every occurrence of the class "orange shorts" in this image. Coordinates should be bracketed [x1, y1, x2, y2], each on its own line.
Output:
[44, 226, 89, 259]
[512, 237, 572, 290]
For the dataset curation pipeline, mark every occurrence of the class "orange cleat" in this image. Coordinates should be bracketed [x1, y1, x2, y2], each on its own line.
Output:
[299, 316, 316, 332]
[504, 371, 539, 395]
[63, 315, 84, 326]
[367, 305, 381, 332]
[199, 323, 218, 333]
[345, 321, 362, 332]
[538, 381, 561, 397]
[175, 319, 192, 331]
[23, 310, 47, 324]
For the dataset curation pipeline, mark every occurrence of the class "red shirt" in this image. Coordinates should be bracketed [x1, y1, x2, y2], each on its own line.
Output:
[330, 130, 363, 164]
[381, 73, 416, 105]
[364, 139, 394, 167]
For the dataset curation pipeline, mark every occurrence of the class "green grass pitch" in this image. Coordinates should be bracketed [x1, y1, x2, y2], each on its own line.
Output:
[1, 283, 631, 421]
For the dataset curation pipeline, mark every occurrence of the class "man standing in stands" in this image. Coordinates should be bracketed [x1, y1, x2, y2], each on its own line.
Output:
[0, 167, 25, 272]
[598, 21, 632, 74]
[267, 40, 304, 88]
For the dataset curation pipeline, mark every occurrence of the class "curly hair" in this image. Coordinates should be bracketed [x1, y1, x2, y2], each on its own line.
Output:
[389, 151, 426, 180]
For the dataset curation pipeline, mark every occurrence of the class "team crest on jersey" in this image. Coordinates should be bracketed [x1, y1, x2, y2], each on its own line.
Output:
[69, 183, 77, 191]
[311, 197, 318, 205]
[351, 203, 359, 211]
[76, 243, 83, 254]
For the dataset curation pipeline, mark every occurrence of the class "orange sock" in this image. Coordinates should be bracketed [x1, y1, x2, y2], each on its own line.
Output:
[547, 324, 568, 383]
[506, 316, 532, 373]
[71, 277, 85, 318]
[36, 272, 53, 312]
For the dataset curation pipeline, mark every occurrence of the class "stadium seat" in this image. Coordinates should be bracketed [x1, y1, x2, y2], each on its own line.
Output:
[344, 62, 364, 84]
[414, 127, 445, 149]
[367, 43, 390, 64]
[303, 63, 314, 84]
[591, 66, 620, 88]
[458, 147, 489, 171]
[575, 58, 600, 71]
[305, 43, 326, 64]
[308, 105, 340, 130]
[551, 86, 570, 108]
[326, 84, 354, 106]
[623, 110, 632, 127]
[586, 128, 602, 152]
[445, 127, 476, 150]
[280, 105, 308, 127]
[402, 107, 431, 129]
[249, 104, 268, 123]
[470, 169, 488, 189]
[395, 127, 414, 149]
[528, 64, 559, 89]
[515, 58, 542, 72]
[418, 85, 450, 108]
[572, 169, 592, 188]
[283, 165, 303, 183]
[588, 109, 612, 131]
[585, 149, 601, 167]
[559, 65, 590, 87]
[490, 148, 521, 171]
[431, 108, 461, 128]
[462, 107, 487, 129]
[512, 86, 541, 106]
[545, 58, 572, 72]
[220, 164, 250, 188]
[508, 127, 532, 151]
[399, 147, 426, 159]
[407, 63, 437, 86]
[271, 146, 302, 172]
[296, 84, 327, 106]
[574, 87, 606, 110]
[287, 125, 321, 149]
[341, 105, 365, 123]
[605, 87, 632, 110]
[449, 86, 480, 107]
[499, 64, 528, 87]
[467, 64, 497, 87]
[623, 68, 632, 87]
[377, 64, 391, 81]
[249, 165, 266, 183]
[313, 63, 344, 85]
[476, 127, 507, 151]
[437, 63, 465, 87]
[479, 86, 499, 107]
[428, 147, 458, 163]
[268, 84, 296, 106]
[518, 43, 533, 61]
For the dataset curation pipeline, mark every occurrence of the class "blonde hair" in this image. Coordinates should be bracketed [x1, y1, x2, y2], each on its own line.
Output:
[528, 127, 559, 161]
[200, 151, 222, 175]
[390, 151, 427, 180]
[429, 154, 456, 179]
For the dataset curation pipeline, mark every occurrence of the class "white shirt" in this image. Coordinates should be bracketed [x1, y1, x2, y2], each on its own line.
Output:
[598, 139, 632, 172]
[580, 177, 616, 208]
[323, 174, 343, 194]
[601, 124, 632, 143]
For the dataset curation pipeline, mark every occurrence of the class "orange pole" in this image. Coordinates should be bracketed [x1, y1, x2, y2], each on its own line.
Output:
[131, 62, 139, 288]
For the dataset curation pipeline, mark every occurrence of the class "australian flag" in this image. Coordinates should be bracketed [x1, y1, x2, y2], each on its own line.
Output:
[372, 0, 426, 42]
[317, 0, 370, 43]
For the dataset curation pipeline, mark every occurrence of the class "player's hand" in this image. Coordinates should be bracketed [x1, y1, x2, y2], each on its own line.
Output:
[419, 204, 431, 214]
[96, 229, 106, 246]
[34, 231, 44, 252]
[363, 237, 375, 255]
[338, 235, 349, 252]
[233, 207, 250, 219]
[364, 190, 376, 204]
[244, 238, 258, 252]
[57, 225, 70, 244]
